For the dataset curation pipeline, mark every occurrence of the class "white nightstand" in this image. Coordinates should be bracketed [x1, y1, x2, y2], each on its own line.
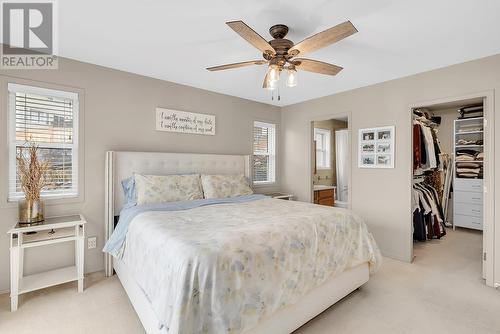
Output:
[266, 192, 294, 200]
[7, 214, 86, 311]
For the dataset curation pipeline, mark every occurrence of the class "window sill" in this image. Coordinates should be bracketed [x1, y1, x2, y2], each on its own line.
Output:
[253, 182, 276, 187]
[2, 194, 83, 209]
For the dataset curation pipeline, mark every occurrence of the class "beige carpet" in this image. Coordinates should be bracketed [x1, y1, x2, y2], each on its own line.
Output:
[1, 228, 499, 334]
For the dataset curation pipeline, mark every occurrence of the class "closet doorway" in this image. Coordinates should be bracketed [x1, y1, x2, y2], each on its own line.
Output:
[310, 114, 351, 209]
[410, 92, 495, 287]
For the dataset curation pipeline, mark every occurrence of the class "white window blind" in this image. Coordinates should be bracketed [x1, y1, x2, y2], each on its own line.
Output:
[253, 121, 276, 184]
[314, 128, 331, 169]
[8, 83, 79, 201]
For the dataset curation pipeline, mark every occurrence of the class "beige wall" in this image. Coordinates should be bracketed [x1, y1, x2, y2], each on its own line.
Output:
[0, 58, 281, 292]
[281, 53, 500, 278]
[433, 108, 459, 154]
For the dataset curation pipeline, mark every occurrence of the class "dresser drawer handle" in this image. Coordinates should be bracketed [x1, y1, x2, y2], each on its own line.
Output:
[472, 197, 481, 200]
[471, 209, 481, 213]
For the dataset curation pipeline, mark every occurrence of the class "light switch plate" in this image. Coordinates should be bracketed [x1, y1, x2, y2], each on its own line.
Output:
[88, 236, 97, 249]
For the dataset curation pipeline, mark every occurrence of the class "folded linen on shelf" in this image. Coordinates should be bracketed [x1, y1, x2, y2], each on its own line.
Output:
[457, 172, 481, 178]
[457, 127, 483, 133]
[456, 168, 480, 174]
[457, 122, 483, 132]
[456, 139, 483, 145]
[455, 155, 475, 162]
[456, 149, 480, 156]
[456, 162, 482, 168]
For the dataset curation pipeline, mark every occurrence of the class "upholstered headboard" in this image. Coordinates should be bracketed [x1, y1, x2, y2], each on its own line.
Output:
[104, 151, 251, 276]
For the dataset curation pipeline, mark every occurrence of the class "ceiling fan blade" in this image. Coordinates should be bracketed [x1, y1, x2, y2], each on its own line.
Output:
[226, 20, 275, 56]
[293, 58, 343, 76]
[289, 21, 357, 57]
[207, 60, 267, 71]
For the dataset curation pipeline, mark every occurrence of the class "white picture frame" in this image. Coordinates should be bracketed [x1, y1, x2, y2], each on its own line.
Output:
[358, 126, 395, 168]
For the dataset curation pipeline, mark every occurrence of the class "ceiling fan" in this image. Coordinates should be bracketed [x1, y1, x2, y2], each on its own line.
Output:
[207, 20, 358, 90]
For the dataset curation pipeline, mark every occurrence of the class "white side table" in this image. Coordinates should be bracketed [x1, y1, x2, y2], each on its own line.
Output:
[7, 214, 86, 311]
[266, 192, 294, 200]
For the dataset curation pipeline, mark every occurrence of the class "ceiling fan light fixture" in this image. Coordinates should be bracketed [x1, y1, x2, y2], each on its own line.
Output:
[268, 64, 280, 82]
[286, 67, 297, 87]
[266, 77, 277, 90]
[263, 72, 276, 90]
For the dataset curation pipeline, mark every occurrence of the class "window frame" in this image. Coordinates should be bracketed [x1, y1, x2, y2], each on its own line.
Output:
[314, 128, 331, 170]
[252, 121, 276, 186]
[7, 83, 80, 202]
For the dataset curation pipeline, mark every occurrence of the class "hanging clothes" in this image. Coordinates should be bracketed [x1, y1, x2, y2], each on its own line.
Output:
[412, 181, 446, 241]
[421, 125, 437, 169]
[413, 123, 422, 170]
[412, 111, 447, 241]
[413, 116, 441, 173]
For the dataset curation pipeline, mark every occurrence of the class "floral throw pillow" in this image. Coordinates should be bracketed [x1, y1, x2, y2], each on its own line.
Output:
[134, 173, 203, 205]
[201, 174, 253, 199]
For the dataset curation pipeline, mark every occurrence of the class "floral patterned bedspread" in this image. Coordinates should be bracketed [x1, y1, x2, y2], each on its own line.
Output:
[119, 197, 381, 334]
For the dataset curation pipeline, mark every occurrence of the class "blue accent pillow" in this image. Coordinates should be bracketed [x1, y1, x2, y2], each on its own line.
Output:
[121, 176, 137, 208]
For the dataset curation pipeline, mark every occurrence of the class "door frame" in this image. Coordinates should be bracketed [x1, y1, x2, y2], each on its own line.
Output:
[308, 111, 352, 208]
[408, 90, 495, 287]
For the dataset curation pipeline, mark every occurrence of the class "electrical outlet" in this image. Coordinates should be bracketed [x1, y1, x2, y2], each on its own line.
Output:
[88, 236, 97, 249]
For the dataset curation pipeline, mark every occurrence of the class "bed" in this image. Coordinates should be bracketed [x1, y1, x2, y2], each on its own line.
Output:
[103, 151, 381, 334]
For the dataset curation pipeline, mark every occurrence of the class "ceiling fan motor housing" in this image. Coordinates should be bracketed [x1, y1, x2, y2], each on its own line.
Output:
[269, 24, 289, 39]
[264, 24, 294, 67]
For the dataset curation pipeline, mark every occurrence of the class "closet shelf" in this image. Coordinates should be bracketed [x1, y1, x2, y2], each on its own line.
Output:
[453, 116, 484, 231]
[455, 116, 484, 122]
[455, 145, 483, 148]
[455, 130, 483, 135]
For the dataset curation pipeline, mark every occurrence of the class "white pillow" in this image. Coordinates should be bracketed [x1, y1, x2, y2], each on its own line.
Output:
[201, 174, 253, 199]
[134, 173, 203, 205]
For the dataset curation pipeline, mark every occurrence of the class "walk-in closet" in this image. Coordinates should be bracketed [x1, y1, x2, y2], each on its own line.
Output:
[411, 95, 490, 281]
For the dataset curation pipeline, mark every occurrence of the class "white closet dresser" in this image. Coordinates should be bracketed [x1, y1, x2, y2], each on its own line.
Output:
[453, 117, 483, 230]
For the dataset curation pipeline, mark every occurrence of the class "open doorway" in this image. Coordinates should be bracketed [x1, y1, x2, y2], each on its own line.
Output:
[311, 116, 349, 208]
[410, 93, 494, 287]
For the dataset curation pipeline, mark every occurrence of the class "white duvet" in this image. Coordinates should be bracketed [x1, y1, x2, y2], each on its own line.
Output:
[119, 197, 381, 334]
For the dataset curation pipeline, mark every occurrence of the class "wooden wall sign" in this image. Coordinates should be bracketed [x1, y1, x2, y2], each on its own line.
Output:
[156, 108, 215, 135]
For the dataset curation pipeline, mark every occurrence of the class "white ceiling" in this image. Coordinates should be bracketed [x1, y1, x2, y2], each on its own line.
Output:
[59, 0, 500, 106]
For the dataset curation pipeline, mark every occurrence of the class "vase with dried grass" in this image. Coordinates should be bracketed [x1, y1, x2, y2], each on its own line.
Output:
[17, 140, 51, 224]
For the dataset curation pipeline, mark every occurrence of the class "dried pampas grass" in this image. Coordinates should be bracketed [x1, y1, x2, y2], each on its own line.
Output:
[17, 140, 51, 202]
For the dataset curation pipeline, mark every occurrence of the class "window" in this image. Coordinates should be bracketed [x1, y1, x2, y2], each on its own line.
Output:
[315, 128, 331, 169]
[8, 83, 79, 201]
[253, 121, 276, 184]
